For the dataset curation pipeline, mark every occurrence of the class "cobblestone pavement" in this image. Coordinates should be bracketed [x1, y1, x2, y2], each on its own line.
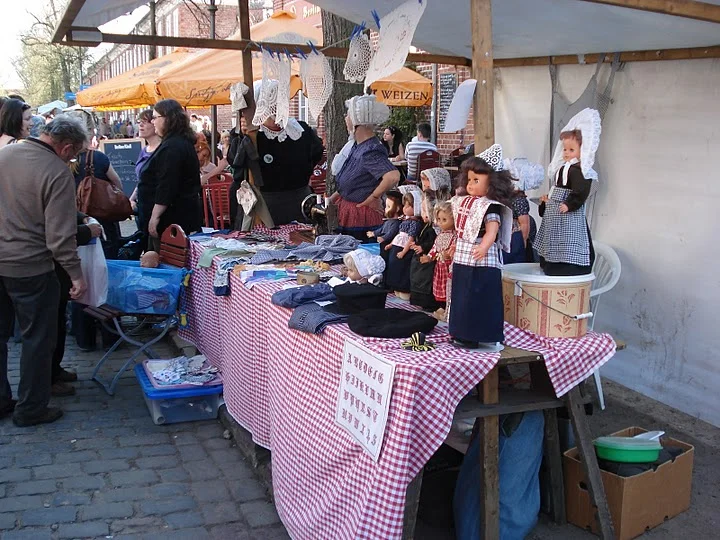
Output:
[0, 334, 289, 540]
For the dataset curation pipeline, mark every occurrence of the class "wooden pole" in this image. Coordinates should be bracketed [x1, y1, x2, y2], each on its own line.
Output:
[238, 0, 255, 126]
[472, 0, 495, 152]
[149, 1, 157, 61]
[575, 0, 720, 24]
[470, 1, 499, 537]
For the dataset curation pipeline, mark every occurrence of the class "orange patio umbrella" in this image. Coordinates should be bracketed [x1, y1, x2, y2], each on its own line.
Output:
[76, 49, 198, 110]
[154, 11, 321, 108]
[371, 68, 433, 107]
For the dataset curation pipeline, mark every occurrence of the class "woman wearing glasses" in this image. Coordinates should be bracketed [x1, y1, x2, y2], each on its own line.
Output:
[137, 99, 202, 250]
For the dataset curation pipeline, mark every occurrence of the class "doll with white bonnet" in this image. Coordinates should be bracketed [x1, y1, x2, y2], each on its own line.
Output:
[420, 167, 452, 201]
[535, 108, 601, 276]
[449, 144, 514, 349]
[385, 186, 423, 300]
[503, 157, 544, 264]
[342, 249, 386, 286]
[421, 200, 456, 320]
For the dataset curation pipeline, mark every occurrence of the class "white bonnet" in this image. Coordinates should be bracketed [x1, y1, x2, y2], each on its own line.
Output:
[421, 167, 452, 192]
[347, 249, 386, 286]
[398, 185, 423, 217]
[254, 79, 279, 106]
[548, 108, 602, 181]
[345, 95, 390, 128]
[503, 157, 545, 192]
[477, 143, 504, 172]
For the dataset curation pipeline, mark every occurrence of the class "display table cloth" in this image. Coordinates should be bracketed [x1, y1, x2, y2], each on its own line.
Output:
[179, 225, 615, 539]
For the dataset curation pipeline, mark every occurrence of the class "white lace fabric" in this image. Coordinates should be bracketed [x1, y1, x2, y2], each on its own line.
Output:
[230, 82, 249, 113]
[477, 143, 504, 172]
[259, 118, 304, 142]
[548, 108, 602, 181]
[252, 50, 280, 127]
[275, 56, 292, 129]
[344, 33, 372, 83]
[364, 0, 426, 88]
[301, 52, 333, 121]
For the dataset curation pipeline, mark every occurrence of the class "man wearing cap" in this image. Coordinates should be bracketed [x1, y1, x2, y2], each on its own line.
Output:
[331, 95, 401, 240]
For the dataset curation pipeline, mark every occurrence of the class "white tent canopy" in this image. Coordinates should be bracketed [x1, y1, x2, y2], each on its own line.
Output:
[70, 0, 148, 29]
[308, 0, 720, 58]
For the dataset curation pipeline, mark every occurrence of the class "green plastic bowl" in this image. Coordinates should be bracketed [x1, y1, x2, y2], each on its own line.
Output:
[594, 436, 662, 463]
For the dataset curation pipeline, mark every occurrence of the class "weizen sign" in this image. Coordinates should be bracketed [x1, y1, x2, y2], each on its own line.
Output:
[336, 339, 395, 462]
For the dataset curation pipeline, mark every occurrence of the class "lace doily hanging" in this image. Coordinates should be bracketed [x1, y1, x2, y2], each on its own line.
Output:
[364, 0, 427, 88]
[230, 82, 249, 113]
[301, 51, 333, 121]
[548, 108, 602, 181]
[275, 55, 292, 129]
[252, 49, 280, 127]
[477, 143, 504, 172]
[343, 32, 372, 83]
[503, 158, 545, 192]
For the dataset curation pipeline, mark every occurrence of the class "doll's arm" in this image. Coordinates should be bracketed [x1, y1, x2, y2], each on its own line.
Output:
[518, 215, 530, 245]
[472, 221, 499, 261]
[397, 237, 415, 258]
[563, 169, 592, 212]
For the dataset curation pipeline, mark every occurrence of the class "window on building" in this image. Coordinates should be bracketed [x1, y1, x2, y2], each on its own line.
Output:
[297, 92, 317, 127]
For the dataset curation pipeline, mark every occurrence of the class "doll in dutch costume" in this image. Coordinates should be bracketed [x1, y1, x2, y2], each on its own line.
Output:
[385, 186, 423, 300]
[409, 193, 441, 311]
[421, 200, 455, 322]
[535, 108, 601, 276]
[449, 144, 514, 350]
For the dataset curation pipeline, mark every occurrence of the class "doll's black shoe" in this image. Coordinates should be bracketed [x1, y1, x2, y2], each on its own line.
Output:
[451, 338, 479, 349]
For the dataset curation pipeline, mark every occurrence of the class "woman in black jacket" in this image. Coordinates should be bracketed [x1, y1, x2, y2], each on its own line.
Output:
[138, 99, 202, 250]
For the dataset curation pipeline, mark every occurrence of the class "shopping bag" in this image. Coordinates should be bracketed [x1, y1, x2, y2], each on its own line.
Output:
[76, 238, 108, 307]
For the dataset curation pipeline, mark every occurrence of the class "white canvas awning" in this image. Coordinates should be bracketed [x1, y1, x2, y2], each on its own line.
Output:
[55, 0, 720, 62]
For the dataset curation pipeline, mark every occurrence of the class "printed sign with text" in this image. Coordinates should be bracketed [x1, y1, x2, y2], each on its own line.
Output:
[336, 339, 396, 462]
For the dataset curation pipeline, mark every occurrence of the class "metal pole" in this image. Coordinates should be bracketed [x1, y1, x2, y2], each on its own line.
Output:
[209, 0, 218, 163]
[430, 63, 438, 144]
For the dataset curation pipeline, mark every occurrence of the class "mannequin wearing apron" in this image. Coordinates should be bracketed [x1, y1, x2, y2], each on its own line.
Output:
[535, 160, 595, 275]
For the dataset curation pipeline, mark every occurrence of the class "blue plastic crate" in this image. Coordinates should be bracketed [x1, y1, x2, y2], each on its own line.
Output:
[135, 364, 223, 425]
[358, 243, 381, 256]
[106, 260, 184, 315]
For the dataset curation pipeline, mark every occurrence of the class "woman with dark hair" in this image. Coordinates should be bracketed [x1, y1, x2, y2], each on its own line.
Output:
[382, 126, 405, 162]
[138, 99, 201, 250]
[0, 98, 32, 148]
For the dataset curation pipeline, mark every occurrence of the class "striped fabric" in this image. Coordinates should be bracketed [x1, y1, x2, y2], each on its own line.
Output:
[405, 140, 438, 181]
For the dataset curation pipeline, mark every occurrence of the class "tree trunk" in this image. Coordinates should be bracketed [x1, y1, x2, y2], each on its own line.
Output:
[321, 10, 363, 195]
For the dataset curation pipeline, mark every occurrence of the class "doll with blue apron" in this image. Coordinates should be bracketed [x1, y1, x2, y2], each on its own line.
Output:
[535, 108, 601, 276]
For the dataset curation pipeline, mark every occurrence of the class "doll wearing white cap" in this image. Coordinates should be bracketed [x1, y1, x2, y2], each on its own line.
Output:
[342, 249, 386, 286]
[385, 186, 423, 300]
[535, 108, 601, 276]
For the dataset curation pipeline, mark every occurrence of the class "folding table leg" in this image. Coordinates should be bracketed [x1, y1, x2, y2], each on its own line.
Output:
[92, 316, 173, 396]
[566, 386, 614, 539]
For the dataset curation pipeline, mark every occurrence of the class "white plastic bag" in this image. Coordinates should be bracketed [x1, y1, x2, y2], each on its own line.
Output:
[77, 238, 108, 307]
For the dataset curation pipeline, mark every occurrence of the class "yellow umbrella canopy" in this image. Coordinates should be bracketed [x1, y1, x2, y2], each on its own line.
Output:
[76, 49, 197, 110]
[371, 68, 433, 107]
[154, 11, 322, 107]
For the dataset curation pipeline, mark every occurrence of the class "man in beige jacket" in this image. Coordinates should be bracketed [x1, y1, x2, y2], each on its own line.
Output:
[0, 115, 88, 427]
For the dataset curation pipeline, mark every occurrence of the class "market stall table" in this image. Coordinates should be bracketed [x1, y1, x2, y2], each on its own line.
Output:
[179, 225, 616, 539]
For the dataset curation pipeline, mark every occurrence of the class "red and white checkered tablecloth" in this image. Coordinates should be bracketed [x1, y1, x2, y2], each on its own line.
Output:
[179, 226, 616, 540]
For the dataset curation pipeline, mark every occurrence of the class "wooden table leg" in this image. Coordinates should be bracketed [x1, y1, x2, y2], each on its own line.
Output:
[479, 366, 500, 540]
[543, 408, 566, 524]
[566, 386, 615, 540]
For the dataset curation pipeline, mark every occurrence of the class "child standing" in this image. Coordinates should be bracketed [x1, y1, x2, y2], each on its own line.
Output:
[535, 108, 601, 276]
[422, 201, 455, 320]
[449, 149, 513, 349]
[385, 188, 423, 300]
[410, 194, 440, 311]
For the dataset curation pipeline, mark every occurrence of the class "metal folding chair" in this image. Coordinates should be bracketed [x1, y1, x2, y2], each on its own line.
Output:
[87, 224, 189, 395]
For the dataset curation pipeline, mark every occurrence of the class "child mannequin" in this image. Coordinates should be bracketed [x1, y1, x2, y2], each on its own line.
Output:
[410, 194, 440, 311]
[449, 146, 513, 349]
[342, 249, 386, 285]
[421, 201, 455, 321]
[385, 188, 422, 300]
[535, 108, 601, 276]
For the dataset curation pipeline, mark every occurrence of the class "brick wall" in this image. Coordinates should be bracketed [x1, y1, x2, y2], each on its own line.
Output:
[178, 3, 239, 40]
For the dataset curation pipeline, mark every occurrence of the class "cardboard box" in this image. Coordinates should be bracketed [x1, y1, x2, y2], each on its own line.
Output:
[563, 426, 694, 540]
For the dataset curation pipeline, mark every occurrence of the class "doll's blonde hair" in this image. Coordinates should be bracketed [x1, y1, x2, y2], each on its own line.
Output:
[434, 201, 453, 222]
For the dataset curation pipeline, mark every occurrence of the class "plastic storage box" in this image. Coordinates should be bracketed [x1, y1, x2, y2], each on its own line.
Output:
[134, 364, 222, 425]
[107, 260, 184, 315]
